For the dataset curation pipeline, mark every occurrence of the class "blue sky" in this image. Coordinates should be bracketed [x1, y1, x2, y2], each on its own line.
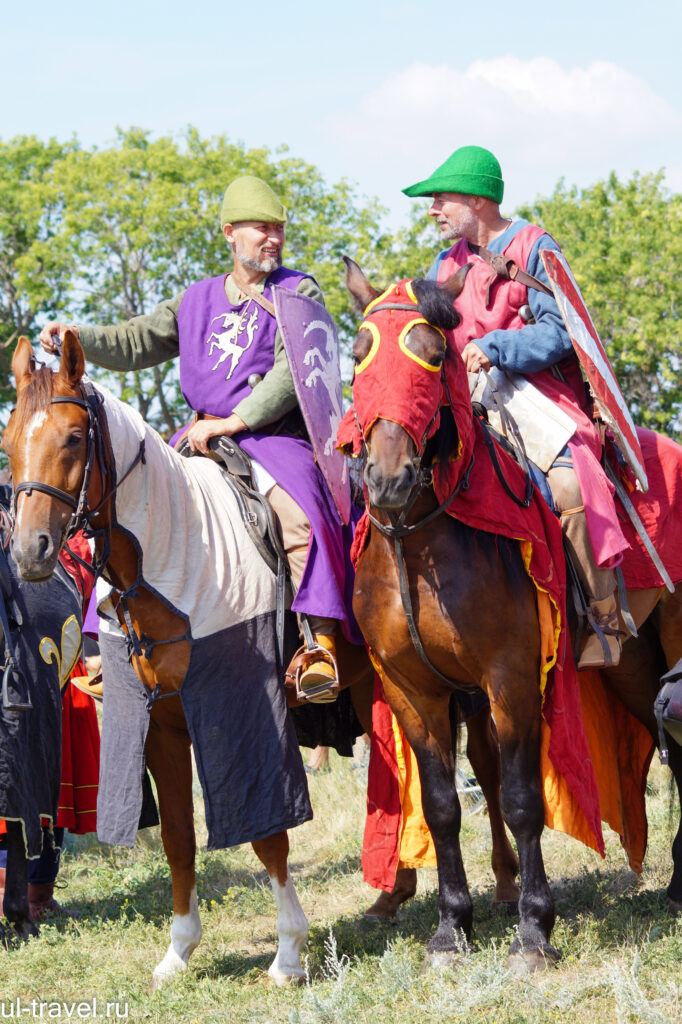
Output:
[4, 0, 681, 227]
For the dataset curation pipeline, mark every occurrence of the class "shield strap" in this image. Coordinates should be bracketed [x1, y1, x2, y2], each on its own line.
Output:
[230, 274, 276, 317]
[469, 243, 553, 305]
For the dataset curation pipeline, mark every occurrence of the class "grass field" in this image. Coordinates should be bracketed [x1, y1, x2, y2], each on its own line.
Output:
[1, 749, 682, 1023]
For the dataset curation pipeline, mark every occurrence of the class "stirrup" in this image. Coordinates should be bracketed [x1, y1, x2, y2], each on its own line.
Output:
[286, 643, 340, 703]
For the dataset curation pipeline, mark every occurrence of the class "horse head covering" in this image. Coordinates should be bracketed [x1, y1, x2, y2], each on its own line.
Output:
[338, 278, 474, 473]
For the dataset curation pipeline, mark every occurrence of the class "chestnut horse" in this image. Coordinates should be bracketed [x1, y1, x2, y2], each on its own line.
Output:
[4, 334, 327, 989]
[342, 258, 682, 972]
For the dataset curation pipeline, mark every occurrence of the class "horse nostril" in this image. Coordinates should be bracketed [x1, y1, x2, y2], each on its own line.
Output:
[36, 533, 52, 560]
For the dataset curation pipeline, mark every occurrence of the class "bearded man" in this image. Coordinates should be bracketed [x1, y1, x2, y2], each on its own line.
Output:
[40, 175, 351, 698]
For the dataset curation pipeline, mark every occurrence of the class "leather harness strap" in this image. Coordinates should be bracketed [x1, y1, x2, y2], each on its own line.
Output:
[468, 244, 554, 306]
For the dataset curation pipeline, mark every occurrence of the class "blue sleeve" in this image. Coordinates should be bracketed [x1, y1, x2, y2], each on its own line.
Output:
[426, 249, 450, 282]
[475, 235, 574, 374]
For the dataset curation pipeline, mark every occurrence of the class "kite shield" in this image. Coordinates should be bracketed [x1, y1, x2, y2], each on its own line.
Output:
[272, 286, 351, 524]
[541, 248, 648, 491]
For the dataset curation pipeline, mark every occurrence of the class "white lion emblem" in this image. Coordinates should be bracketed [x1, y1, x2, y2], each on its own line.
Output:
[205, 308, 259, 379]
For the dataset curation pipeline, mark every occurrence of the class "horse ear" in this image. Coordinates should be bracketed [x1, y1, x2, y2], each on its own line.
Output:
[344, 256, 381, 312]
[438, 263, 472, 300]
[58, 329, 85, 386]
[11, 336, 36, 387]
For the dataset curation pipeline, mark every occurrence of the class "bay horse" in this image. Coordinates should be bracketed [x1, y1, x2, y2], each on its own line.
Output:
[340, 257, 682, 971]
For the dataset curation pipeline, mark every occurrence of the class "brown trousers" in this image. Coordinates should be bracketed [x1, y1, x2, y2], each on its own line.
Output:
[545, 464, 615, 603]
[265, 483, 336, 637]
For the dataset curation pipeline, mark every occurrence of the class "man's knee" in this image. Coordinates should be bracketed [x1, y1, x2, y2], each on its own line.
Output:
[266, 484, 311, 552]
[546, 465, 582, 516]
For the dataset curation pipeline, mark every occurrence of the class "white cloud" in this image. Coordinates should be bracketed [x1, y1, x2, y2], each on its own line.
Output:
[325, 56, 682, 213]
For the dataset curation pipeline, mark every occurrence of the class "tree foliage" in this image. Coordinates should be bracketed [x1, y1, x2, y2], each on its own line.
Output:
[518, 173, 682, 437]
[1, 133, 681, 452]
[1, 128, 392, 438]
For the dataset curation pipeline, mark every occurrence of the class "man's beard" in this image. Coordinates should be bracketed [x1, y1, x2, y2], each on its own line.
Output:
[235, 243, 281, 273]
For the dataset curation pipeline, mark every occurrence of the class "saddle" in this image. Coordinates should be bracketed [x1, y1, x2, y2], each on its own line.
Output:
[175, 434, 287, 578]
[175, 434, 299, 682]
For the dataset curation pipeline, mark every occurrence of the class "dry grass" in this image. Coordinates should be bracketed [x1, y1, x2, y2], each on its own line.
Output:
[1, 752, 681, 1023]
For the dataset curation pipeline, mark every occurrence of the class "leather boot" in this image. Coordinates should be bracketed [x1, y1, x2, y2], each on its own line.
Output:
[27, 882, 76, 923]
[298, 634, 339, 703]
[578, 593, 623, 670]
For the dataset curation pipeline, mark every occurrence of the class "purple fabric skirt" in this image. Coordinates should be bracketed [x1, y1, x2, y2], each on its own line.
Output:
[239, 432, 361, 641]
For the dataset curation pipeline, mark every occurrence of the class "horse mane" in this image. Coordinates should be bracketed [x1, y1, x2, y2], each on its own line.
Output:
[425, 403, 460, 468]
[13, 366, 56, 435]
[412, 278, 461, 331]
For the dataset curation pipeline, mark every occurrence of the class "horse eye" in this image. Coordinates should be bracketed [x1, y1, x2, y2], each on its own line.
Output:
[66, 432, 83, 448]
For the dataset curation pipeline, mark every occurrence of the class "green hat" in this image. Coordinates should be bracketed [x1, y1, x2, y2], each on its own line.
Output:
[402, 146, 504, 203]
[220, 175, 287, 226]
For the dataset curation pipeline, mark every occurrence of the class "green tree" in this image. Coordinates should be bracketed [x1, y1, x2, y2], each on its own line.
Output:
[33, 127, 392, 435]
[0, 134, 78, 415]
[518, 173, 682, 438]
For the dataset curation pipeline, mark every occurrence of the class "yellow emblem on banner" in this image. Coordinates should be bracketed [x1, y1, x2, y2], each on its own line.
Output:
[39, 614, 82, 692]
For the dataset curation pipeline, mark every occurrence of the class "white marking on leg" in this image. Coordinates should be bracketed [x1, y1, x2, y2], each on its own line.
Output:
[151, 886, 202, 989]
[268, 872, 308, 985]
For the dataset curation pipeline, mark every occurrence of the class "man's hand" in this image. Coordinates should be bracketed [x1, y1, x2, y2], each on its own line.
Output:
[461, 341, 491, 373]
[39, 321, 79, 354]
[185, 414, 247, 454]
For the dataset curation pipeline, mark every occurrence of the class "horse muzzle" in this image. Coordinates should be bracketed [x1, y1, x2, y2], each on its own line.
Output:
[10, 530, 59, 581]
[364, 455, 418, 509]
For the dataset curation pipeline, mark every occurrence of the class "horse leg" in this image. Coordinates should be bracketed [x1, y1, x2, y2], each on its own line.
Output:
[363, 869, 418, 920]
[492, 695, 558, 972]
[2, 820, 37, 941]
[383, 675, 472, 966]
[251, 831, 308, 985]
[144, 703, 201, 991]
[464, 707, 520, 909]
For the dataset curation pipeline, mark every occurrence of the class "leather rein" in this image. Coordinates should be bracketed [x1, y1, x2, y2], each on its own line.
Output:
[11, 384, 146, 580]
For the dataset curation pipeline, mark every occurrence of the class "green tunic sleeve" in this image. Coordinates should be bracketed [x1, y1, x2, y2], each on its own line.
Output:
[77, 295, 184, 371]
[233, 275, 326, 432]
[76, 274, 326, 432]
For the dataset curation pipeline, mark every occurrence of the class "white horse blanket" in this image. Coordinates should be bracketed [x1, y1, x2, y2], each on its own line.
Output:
[92, 385, 311, 848]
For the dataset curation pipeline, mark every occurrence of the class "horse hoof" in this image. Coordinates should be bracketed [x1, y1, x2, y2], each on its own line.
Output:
[507, 946, 560, 975]
[268, 967, 306, 987]
[421, 948, 467, 972]
[150, 965, 184, 993]
[667, 897, 682, 917]
[13, 920, 39, 941]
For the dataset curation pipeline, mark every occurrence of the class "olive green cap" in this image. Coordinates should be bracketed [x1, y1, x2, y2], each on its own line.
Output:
[220, 175, 287, 227]
[402, 145, 504, 203]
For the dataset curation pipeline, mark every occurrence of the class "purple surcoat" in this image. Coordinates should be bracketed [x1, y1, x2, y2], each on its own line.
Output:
[176, 270, 358, 636]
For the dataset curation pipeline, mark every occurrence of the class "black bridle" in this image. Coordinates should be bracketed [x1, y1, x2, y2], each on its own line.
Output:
[11, 383, 146, 577]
